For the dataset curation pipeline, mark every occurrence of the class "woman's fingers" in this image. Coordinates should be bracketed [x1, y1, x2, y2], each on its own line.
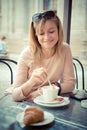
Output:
[30, 67, 48, 83]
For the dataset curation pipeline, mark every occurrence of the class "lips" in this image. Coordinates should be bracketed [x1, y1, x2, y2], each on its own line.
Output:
[44, 39, 53, 42]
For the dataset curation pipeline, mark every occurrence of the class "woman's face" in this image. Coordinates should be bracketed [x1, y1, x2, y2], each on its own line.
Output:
[36, 20, 58, 50]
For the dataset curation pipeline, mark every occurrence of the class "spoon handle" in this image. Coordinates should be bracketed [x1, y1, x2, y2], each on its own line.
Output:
[48, 79, 51, 86]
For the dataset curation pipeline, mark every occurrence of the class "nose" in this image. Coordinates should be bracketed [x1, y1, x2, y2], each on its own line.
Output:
[44, 33, 49, 40]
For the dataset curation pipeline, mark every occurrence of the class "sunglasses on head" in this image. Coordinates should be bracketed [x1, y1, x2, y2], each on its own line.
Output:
[32, 10, 57, 22]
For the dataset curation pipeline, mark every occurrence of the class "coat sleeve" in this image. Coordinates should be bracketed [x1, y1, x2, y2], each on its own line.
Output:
[60, 44, 76, 93]
[13, 47, 30, 88]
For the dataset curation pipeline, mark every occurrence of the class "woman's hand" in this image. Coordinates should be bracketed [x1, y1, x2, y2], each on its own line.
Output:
[20, 67, 48, 98]
[26, 90, 40, 101]
[30, 67, 48, 85]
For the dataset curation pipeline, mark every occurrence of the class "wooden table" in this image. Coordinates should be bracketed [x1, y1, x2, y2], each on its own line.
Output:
[0, 94, 87, 130]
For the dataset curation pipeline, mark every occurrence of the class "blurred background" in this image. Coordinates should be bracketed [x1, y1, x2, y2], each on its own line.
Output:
[0, 0, 87, 63]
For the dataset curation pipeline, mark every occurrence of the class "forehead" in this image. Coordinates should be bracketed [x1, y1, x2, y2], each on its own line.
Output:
[44, 20, 57, 27]
[35, 20, 57, 33]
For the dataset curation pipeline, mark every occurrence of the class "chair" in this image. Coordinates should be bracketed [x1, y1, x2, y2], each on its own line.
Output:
[0, 58, 17, 85]
[70, 58, 87, 101]
[73, 58, 85, 90]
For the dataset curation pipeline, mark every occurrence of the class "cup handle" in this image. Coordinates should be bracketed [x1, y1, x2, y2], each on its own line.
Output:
[38, 88, 42, 96]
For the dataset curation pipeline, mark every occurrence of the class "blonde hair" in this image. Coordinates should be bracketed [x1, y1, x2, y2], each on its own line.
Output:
[29, 13, 64, 63]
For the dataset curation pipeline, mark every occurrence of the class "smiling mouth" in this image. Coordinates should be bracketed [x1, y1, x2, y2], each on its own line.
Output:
[44, 40, 53, 43]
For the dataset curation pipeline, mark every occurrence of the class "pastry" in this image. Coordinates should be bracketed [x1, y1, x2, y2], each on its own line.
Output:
[23, 106, 44, 125]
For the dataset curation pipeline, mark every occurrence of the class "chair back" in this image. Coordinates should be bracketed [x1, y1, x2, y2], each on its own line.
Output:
[0, 58, 17, 86]
[73, 58, 85, 90]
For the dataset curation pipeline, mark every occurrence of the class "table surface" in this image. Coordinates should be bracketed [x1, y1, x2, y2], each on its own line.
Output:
[0, 94, 87, 130]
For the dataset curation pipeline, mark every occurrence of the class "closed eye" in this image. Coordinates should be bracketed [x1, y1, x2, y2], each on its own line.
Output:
[40, 33, 44, 35]
[49, 31, 55, 33]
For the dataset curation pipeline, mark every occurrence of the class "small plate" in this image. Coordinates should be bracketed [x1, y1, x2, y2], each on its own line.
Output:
[16, 111, 54, 127]
[34, 96, 64, 104]
[34, 96, 70, 107]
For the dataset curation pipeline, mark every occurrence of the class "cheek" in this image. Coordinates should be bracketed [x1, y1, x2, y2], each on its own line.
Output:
[54, 33, 58, 41]
[37, 36, 43, 43]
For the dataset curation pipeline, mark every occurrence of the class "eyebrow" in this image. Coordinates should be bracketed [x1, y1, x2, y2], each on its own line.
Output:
[39, 27, 57, 33]
[49, 26, 57, 29]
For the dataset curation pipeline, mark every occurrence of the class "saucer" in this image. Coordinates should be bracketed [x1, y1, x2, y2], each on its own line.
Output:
[34, 96, 70, 107]
[34, 96, 65, 104]
[81, 100, 87, 108]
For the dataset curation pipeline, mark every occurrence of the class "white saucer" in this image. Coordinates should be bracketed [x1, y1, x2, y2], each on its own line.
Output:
[34, 96, 65, 104]
[16, 111, 54, 127]
[34, 96, 70, 107]
[81, 100, 87, 108]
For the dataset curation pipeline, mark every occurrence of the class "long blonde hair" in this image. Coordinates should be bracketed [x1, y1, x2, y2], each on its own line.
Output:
[29, 13, 64, 62]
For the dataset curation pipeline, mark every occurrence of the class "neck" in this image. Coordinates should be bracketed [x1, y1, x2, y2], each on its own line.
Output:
[41, 48, 55, 59]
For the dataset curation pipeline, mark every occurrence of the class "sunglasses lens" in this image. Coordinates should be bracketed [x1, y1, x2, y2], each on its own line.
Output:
[32, 11, 56, 22]
[32, 13, 41, 22]
[44, 11, 55, 18]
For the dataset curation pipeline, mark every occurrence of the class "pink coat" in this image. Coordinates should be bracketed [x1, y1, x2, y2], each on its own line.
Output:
[12, 42, 75, 101]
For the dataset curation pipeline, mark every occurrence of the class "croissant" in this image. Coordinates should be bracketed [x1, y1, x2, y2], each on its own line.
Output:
[23, 106, 44, 125]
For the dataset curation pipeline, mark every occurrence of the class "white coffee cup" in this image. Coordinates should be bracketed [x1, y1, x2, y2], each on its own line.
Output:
[38, 84, 59, 102]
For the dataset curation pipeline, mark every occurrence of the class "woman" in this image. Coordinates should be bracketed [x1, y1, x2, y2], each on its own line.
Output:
[11, 10, 75, 101]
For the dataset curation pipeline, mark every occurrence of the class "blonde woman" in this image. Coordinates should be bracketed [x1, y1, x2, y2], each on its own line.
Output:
[7, 10, 75, 101]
